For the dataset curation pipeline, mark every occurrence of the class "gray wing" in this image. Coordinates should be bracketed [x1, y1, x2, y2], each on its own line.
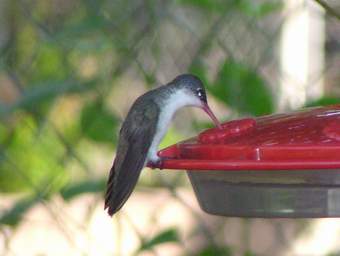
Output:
[104, 100, 159, 216]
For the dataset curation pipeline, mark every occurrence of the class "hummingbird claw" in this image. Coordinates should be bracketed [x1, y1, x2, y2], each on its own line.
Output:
[148, 158, 164, 169]
[148, 157, 172, 170]
[148, 160, 160, 169]
[158, 159, 164, 170]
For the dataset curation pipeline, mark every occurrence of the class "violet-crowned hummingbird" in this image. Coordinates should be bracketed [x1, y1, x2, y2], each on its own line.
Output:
[104, 74, 221, 216]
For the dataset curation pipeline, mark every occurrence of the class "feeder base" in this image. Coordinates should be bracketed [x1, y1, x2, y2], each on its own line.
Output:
[187, 170, 340, 218]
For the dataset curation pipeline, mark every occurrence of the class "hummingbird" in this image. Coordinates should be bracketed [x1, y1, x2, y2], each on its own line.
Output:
[104, 74, 221, 216]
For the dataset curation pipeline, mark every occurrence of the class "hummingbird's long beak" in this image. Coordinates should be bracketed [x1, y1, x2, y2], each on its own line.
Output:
[202, 103, 222, 129]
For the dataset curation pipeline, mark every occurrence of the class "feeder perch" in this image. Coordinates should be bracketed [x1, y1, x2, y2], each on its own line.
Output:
[149, 105, 340, 218]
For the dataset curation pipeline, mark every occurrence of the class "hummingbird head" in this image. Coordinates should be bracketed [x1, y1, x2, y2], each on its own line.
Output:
[170, 74, 221, 128]
[171, 74, 207, 106]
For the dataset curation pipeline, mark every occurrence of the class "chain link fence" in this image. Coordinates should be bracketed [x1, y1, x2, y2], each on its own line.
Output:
[0, 0, 339, 255]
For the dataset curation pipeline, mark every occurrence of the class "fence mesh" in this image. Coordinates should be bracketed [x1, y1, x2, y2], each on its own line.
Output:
[0, 0, 340, 255]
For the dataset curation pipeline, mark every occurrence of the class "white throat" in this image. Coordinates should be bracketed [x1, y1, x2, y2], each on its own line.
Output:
[146, 88, 202, 162]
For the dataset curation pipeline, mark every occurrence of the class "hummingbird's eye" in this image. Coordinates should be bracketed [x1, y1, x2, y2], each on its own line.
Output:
[196, 88, 207, 103]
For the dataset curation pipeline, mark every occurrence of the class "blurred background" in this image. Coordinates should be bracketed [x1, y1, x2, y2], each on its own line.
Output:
[0, 0, 340, 255]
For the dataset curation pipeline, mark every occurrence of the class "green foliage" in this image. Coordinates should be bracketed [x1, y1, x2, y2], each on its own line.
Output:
[191, 60, 274, 116]
[212, 60, 273, 115]
[138, 228, 180, 253]
[197, 245, 232, 256]
[0, 79, 97, 124]
[60, 179, 105, 201]
[237, 0, 282, 18]
[0, 123, 9, 144]
[304, 97, 340, 107]
[56, 15, 108, 41]
[243, 251, 258, 256]
[0, 195, 40, 227]
[177, 0, 282, 17]
[30, 43, 67, 82]
[0, 117, 67, 193]
[176, 0, 230, 12]
[80, 99, 119, 144]
[327, 252, 340, 256]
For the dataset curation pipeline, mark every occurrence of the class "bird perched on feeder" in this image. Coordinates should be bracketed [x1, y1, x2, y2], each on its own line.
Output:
[104, 74, 220, 216]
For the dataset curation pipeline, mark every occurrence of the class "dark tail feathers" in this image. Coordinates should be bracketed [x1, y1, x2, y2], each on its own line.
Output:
[104, 161, 142, 216]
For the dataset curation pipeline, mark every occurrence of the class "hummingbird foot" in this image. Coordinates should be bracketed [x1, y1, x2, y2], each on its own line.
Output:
[148, 158, 164, 169]
[148, 157, 172, 170]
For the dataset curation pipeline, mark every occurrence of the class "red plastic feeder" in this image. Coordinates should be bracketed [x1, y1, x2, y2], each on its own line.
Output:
[151, 105, 340, 218]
